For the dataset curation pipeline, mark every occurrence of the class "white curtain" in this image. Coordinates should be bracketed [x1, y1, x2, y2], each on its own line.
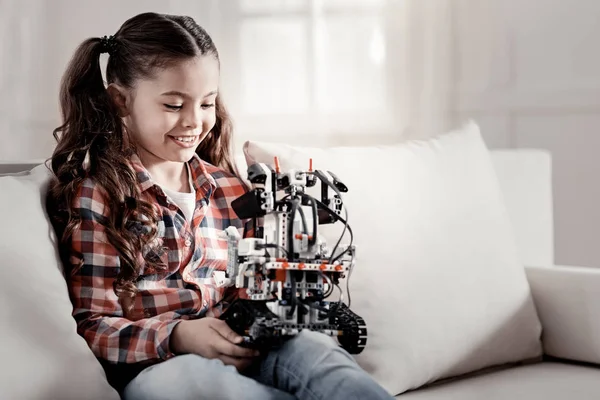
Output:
[0, 0, 460, 161]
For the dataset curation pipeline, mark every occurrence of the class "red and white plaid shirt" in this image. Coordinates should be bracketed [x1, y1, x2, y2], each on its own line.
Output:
[68, 153, 248, 365]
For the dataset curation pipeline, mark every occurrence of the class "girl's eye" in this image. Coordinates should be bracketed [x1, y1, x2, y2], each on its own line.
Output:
[164, 104, 182, 110]
[201, 104, 215, 109]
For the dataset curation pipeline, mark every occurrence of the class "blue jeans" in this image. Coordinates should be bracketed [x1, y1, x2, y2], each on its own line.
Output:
[123, 330, 392, 400]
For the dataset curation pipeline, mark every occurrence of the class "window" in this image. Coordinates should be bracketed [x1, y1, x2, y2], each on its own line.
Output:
[166, 0, 398, 141]
[314, 14, 386, 112]
[240, 18, 309, 114]
[233, 0, 392, 139]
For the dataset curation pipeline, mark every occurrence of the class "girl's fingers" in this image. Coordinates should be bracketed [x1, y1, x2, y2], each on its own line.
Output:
[219, 354, 255, 371]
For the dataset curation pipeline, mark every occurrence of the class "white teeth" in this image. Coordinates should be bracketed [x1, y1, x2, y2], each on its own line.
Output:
[174, 136, 196, 143]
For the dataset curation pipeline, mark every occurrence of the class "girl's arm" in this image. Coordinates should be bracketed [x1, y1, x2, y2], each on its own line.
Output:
[68, 178, 181, 364]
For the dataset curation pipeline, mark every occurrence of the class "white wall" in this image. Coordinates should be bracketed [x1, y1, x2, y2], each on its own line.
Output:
[453, 0, 600, 267]
[2, 0, 600, 267]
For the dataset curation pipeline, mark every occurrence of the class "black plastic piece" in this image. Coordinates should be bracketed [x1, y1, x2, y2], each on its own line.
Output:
[247, 163, 271, 184]
[219, 299, 284, 350]
[231, 189, 265, 219]
[327, 171, 348, 193]
[330, 302, 367, 354]
[220, 299, 367, 354]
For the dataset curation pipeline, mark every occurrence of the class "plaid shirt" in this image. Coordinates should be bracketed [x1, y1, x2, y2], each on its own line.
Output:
[68, 154, 248, 365]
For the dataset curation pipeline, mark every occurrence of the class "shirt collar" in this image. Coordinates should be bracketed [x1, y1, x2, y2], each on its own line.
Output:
[129, 153, 217, 196]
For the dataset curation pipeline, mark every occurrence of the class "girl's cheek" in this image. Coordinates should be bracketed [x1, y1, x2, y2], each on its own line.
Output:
[159, 114, 179, 132]
[205, 114, 217, 133]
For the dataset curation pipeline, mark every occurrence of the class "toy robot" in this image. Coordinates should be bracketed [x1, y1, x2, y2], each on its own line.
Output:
[217, 157, 367, 354]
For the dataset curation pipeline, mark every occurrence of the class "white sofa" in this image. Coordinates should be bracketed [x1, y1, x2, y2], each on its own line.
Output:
[1, 123, 599, 399]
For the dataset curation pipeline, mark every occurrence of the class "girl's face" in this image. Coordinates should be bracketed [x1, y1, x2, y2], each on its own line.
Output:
[114, 55, 220, 165]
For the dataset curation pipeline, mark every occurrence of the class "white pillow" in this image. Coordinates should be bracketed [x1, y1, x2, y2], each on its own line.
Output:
[243, 122, 543, 396]
[0, 165, 120, 399]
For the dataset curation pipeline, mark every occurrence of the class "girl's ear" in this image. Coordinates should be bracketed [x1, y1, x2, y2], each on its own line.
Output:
[106, 83, 130, 117]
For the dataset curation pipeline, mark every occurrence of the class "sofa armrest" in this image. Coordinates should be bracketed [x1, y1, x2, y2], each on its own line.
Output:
[525, 265, 600, 365]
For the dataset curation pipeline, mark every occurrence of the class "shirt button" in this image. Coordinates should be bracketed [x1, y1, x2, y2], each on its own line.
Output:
[184, 239, 192, 247]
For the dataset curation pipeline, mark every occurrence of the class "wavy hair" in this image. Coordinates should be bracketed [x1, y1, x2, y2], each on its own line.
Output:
[47, 12, 236, 317]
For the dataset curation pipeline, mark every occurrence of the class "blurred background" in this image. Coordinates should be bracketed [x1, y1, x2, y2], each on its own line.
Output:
[1, 0, 599, 268]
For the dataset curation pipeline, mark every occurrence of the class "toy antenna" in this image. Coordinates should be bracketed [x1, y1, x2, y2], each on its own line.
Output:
[274, 156, 281, 174]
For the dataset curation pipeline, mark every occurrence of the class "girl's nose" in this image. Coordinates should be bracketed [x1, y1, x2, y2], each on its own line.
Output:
[182, 109, 201, 129]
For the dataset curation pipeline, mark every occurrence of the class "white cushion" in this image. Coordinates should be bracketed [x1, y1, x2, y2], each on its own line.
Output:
[490, 150, 554, 267]
[396, 362, 600, 399]
[243, 122, 543, 396]
[0, 165, 120, 399]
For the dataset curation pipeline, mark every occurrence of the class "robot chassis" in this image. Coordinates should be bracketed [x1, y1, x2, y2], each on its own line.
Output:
[217, 158, 367, 354]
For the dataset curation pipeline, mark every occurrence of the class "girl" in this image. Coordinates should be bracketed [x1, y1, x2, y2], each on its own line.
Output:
[47, 12, 392, 400]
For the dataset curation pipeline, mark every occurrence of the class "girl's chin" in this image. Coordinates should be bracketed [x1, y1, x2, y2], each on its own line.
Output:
[167, 150, 197, 163]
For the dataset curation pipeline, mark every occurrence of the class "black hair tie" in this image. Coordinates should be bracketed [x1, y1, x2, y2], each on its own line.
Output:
[99, 35, 118, 55]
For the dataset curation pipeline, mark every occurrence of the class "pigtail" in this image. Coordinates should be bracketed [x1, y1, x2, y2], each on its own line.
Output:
[48, 37, 161, 318]
[52, 38, 117, 176]
[49, 39, 114, 272]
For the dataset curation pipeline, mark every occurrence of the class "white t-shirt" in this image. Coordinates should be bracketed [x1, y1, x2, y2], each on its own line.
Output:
[161, 163, 196, 223]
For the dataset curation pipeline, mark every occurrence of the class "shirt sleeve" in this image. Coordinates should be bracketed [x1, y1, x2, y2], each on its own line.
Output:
[68, 178, 181, 364]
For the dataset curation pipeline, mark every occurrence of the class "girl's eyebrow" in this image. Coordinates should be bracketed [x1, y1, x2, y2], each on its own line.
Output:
[161, 90, 187, 97]
[160, 90, 218, 98]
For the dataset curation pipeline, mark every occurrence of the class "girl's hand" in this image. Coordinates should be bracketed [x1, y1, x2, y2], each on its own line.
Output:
[170, 317, 260, 371]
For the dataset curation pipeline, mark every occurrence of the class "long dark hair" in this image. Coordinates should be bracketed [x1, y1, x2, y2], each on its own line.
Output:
[47, 12, 236, 317]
